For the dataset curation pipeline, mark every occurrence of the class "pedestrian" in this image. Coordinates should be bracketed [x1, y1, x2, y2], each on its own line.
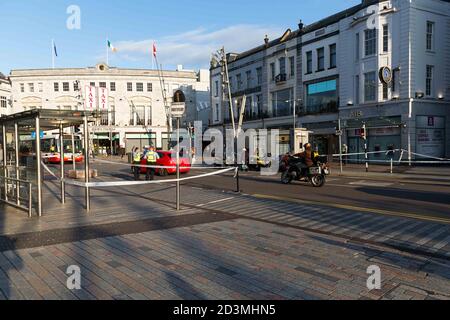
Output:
[132, 147, 142, 180]
[145, 146, 159, 181]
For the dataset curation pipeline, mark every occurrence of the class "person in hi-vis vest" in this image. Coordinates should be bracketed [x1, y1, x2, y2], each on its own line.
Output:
[145, 146, 160, 181]
[132, 147, 142, 180]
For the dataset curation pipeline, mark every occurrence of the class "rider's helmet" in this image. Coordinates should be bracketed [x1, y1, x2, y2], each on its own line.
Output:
[304, 143, 312, 151]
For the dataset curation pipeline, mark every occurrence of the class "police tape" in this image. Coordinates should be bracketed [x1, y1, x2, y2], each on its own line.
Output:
[331, 149, 401, 158]
[62, 167, 237, 188]
[90, 157, 230, 170]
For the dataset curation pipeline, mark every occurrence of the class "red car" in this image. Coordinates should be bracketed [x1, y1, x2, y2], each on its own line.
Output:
[140, 151, 191, 176]
[47, 153, 84, 164]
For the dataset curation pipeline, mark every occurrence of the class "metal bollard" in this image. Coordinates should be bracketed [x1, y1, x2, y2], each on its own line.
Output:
[28, 182, 33, 218]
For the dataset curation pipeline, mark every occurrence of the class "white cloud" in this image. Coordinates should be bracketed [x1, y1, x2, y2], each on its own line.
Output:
[112, 24, 284, 69]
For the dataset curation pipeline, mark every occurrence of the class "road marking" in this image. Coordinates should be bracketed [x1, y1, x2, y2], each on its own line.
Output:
[348, 180, 394, 187]
[250, 194, 450, 225]
[197, 197, 235, 207]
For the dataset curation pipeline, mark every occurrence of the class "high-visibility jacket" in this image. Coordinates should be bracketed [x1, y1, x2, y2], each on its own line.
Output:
[146, 151, 157, 163]
[133, 152, 142, 162]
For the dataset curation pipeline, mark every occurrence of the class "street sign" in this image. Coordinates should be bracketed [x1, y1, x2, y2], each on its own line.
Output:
[98, 87, 109, 110]
[31, 130, 44, 139]
[336, 130, 343, 136]
[85, 86, 97, 110]
[171, 102, 185, 118]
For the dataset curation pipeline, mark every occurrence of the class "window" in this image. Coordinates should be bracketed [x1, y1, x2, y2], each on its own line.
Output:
[147, 83, 153, 92]
[63, 82, 69, 92]
[90, 82, 95, 87]
[20, 83, 25, 93]
[256, 94, 262, 117]
[28, 83, 34, 93]
[1, 96, 7, 108]
[136, 83, 144, 92]
[426, 65, 434, 96]
[383, 25, 389, 52]
[147, 106, 152, 125]
[306, 79, 338, 114]
[246, 70, 252, 88]
[100, 111, 109, 125]
[364, 72, 377, 102]
[355, 33, 360, 60]
[214, 80, 219, 97]
[329, 44, 337, 68]
[289, 56, 295, 76]
[256, 67, 262, 85]
[110, 82, 116, 92]
[99, 82, 106, 88]
[228, 77, 233, 90]
[236, 74, 242, 90]
[383, 83, 389, 100]
[110, 106, 115, 125]
[364, 29, 377, 56]
[136, 106, 145, 125]
[426, 21, 434, 51]
[355, 75, 360, 105]
[317, 48, 325, 71]
[306, 51, 312, 74]
[127, 82, 133, 92]
[270, 63, 275, 81]
[279, 57, 286, 75]
[54, 83, 59, 92]
[215, 104, 219, 122]
[73, 82, 79, 91]
[38, 83, 43, 92]
[271, 88, 293, 117]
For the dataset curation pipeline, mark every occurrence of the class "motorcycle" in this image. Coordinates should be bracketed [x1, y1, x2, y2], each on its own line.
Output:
[280, 154, 330, 187]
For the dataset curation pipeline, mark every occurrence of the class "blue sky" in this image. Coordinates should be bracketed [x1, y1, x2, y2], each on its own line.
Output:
[0, 0, 361, 74]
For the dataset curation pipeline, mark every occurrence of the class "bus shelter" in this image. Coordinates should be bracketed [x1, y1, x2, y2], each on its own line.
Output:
[0, 109, 95, 217]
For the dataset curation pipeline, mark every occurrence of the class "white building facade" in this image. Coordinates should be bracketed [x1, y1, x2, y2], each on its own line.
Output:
[210, 0, 450, 159]
[9, 64, 210, 153]
[0, 73, 12, 118]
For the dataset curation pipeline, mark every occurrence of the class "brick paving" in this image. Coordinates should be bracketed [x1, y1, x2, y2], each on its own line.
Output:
[0, 164, 450, 300]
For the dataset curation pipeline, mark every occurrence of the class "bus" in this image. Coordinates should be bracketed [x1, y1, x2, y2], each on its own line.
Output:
[21, 134, 84, 164]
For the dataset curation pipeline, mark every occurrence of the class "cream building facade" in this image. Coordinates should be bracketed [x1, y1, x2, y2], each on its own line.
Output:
[9, 64, 210, 153]
[0, 73, 12, 118]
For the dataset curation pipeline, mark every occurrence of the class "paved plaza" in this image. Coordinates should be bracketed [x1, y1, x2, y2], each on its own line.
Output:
[0, 165, 450, 300]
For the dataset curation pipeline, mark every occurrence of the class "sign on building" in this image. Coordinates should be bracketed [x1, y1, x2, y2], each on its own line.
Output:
[85, 86, 97, 110]
[98, 87, 109, 110]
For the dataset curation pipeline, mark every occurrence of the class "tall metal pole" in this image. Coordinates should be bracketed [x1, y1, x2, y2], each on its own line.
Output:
[14, 122, 20, 206]
[71, 126, 76, 171]
[363, 123, 368, 173]
[176, 117, 180, 211]
[338, 118, 343, 173]
[35, 116, 42, 217]
[83, 115, 90, 211]
[59, 124, 65, 204]
[2, 125, 7, 201]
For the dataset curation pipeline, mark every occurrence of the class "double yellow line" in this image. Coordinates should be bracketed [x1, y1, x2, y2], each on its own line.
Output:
[252, 194, 450, 225]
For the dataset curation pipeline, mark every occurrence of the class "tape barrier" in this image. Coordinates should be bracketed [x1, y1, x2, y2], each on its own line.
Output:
[331, 149, 402, 158]
[63, 167, 236, 188]
[331, 149, 450, 162]
[90, 157, 229, 170]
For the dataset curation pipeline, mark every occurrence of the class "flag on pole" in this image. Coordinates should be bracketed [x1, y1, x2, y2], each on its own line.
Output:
[152, 42, 157, 58]
[53, 41, 58, 57]
[107, 40, 117, 52]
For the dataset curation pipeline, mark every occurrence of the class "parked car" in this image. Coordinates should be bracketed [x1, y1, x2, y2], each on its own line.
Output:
[140, 151, 191, 176]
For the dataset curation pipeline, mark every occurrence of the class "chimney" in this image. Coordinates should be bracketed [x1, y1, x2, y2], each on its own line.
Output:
[298, 20, 304, 30]
[264, 35, 269, 46]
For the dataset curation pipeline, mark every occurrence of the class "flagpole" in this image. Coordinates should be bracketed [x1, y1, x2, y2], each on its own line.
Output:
[52, 39, 55, 69]
[106, 38, 109, 65]
[152, 41, 154, 70]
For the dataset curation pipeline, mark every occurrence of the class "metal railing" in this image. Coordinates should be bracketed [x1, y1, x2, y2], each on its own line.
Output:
[0, 176, 33, 217]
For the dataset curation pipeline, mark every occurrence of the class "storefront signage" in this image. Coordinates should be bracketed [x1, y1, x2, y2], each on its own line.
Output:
[85, 86, 97, 110]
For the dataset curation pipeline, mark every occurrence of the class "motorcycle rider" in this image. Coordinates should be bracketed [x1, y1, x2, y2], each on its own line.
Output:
[294, 143, 316, 176]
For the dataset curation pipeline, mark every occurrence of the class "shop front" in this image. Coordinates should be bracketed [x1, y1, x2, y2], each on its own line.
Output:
[415, 115, 445, 159]
[125, 132, 156, 153]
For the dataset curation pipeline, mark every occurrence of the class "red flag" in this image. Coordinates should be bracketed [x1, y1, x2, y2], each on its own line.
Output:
[152, 42, 157, 58]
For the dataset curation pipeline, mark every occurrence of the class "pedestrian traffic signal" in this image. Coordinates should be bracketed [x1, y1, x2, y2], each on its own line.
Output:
[360, 127, 366, 140]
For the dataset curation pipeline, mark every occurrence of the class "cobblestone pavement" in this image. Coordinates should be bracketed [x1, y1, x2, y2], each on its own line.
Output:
[1, 167, 450, 300]
[1, 217, 450, 300]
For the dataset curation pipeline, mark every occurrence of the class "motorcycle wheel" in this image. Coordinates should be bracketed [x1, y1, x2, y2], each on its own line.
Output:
[310, 174, 326, 187]
[281, 171, 293, 184]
